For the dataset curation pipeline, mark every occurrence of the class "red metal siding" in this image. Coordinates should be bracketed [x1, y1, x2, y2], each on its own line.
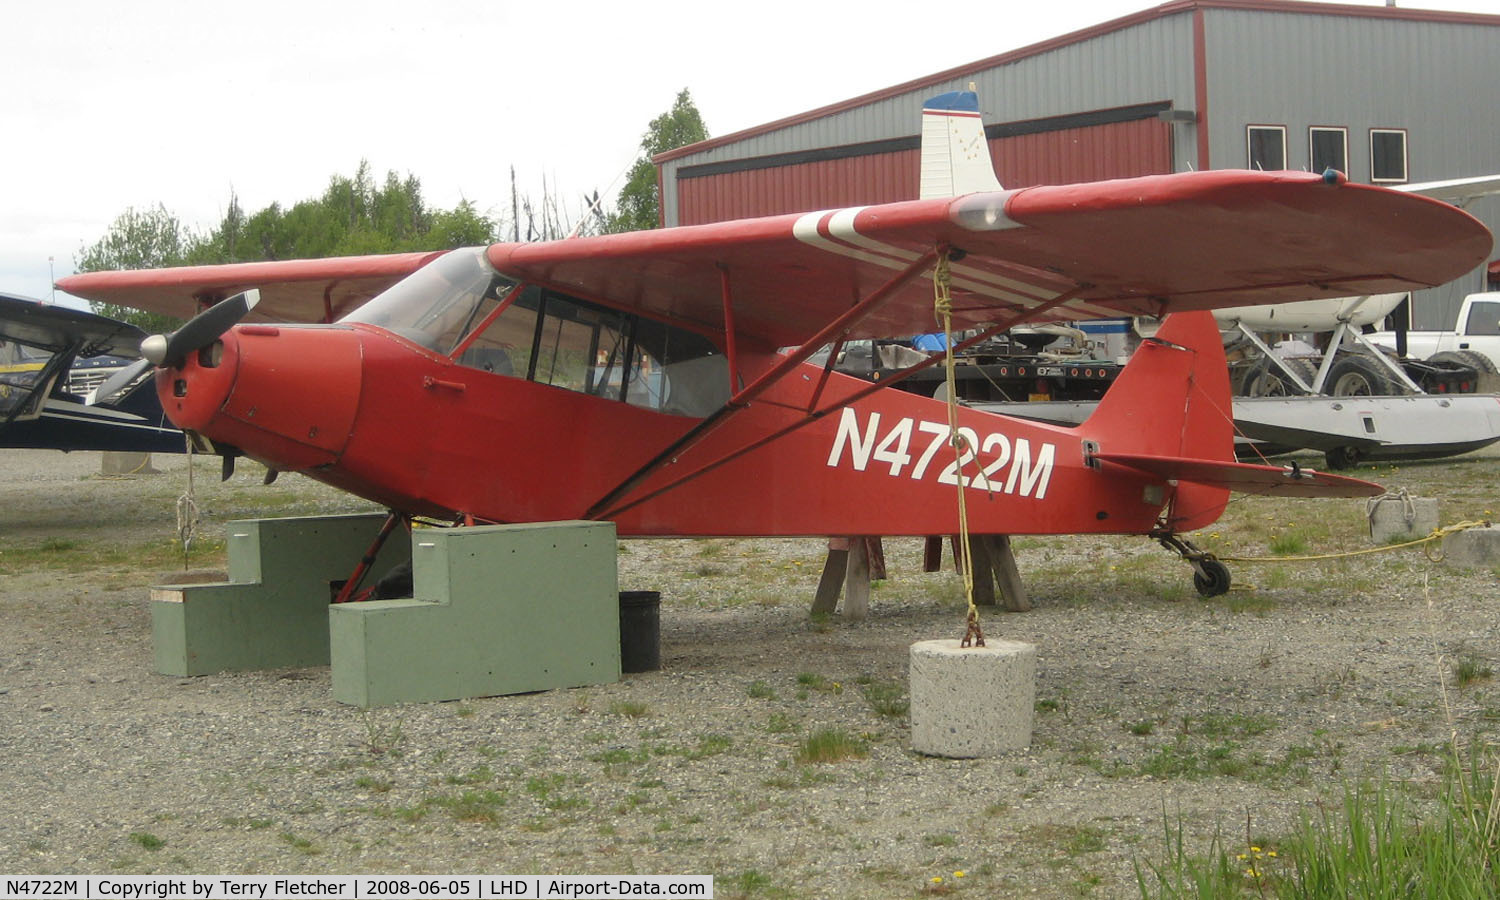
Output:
[993, 117, 1174, 187]
[677, 118, 1172, 225]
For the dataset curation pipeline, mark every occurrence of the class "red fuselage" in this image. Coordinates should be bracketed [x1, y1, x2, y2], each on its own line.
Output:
[156, 312, 1234, 538]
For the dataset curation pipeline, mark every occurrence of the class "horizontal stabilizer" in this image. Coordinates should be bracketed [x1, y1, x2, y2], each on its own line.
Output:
[1094, 452, 1382, 498]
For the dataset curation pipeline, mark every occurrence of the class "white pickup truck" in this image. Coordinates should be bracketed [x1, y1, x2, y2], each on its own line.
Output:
[1369, 292, 1500, 378]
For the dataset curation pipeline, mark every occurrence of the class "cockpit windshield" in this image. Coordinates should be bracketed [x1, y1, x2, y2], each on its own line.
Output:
[341, 247, 516, 355]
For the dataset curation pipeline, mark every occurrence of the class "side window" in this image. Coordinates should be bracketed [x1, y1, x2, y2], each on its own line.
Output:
[1464, 302, 1500, 337]
[453, 282, 727, 417]
[456, 285, 539, 376]
[629, 318, 728, 416]
[532, 292, 627, 399]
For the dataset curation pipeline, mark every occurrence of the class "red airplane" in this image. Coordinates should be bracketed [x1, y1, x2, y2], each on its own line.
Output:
[61, 92, 1492, 597]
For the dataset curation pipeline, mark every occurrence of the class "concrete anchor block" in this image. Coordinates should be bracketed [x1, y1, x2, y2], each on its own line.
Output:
[1443, 525, 1500, 568]
[909, 638, 1036, 758]
[101, 451, 159, 475]
[1367, 496, 1439, 544]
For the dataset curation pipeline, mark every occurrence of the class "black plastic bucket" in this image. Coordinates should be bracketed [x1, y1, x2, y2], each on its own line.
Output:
[618, 591, 661, 673]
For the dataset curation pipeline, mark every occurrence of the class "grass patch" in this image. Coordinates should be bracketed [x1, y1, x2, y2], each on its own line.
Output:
[795, 729, 869, 764]
[1137, 741, 1500, 897]
[128, 832, 164, 851]
[1454, 655, 1494, 687]
[429, 789, 508, 824]
[1269, 531, 1310, 556]
[861, 680, 909, 718]
[278, 832, 320, 855]
[790, 672, 849, 695]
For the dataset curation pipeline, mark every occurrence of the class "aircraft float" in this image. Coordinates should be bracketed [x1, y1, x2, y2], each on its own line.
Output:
[59, 91, 1492, 597]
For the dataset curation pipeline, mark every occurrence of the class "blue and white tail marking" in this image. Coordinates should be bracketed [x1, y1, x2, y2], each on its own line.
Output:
[919, 90, 1004, 199]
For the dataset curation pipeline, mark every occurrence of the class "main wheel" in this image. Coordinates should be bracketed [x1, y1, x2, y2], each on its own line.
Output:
[1326, 354, 1395, 396]
[1192, 558, 1231, 597]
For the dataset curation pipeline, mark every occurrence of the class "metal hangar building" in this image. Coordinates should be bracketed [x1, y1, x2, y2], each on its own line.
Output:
[655, 0, 1500, 329]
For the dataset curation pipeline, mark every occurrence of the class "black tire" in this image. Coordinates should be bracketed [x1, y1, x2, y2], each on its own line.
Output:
[1238, 357, 1318, 397]
[1428, 349, 1498, 376]
[1324, 445, 1364, 470]
[1325, 353, 1395, 397]
[1192, 558, 1231, 598]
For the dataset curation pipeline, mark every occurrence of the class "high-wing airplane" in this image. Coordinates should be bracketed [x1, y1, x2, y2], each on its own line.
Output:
[58, 91, 1493, 597]
[0, 291, 182, 453]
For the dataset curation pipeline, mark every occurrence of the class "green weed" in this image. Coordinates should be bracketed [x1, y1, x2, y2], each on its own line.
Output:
[795, 729, 869, 764]
[128, 832, 164, 852]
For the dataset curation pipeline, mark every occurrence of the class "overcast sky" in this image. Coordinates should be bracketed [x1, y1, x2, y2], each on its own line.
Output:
[4, 0, 1490, 307]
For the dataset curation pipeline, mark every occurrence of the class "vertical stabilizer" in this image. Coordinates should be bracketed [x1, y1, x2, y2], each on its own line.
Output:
[919, 90, 1004, 199]
[1084, 311, 1235, 530]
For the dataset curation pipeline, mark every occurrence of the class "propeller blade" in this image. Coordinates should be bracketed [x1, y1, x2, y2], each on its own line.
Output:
[89, 357, 154, 406]
[142, 289, 261, 367]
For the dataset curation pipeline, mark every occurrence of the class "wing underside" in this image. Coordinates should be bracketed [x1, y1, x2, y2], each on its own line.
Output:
[0, 292, 146, 357]
[56, 251, 445, 324]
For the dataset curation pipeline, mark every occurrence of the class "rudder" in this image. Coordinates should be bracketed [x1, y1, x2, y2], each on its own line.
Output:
[1083, 312, 1235, 530]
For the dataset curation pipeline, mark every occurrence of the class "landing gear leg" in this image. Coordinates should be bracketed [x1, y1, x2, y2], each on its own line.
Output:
[333, 510, 408, 604]
[1154, 530, 1232, 598]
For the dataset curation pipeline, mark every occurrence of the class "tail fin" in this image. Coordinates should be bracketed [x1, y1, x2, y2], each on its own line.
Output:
[919, 90, 1004, 199]
[1084, 311, 1235, 530]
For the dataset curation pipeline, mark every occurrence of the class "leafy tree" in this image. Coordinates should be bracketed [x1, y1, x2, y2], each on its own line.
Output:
[605, 89, 709, 233]
[75, 205, 191, 332]
[77, 163, 498, 329]
[76, 204, 190, 272]
[188, 161, 494, 263]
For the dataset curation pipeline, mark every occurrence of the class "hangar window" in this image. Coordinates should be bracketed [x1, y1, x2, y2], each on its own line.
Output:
[1370, 129, 1408, 183]
[1310, 127, 1348, 176]
[1246, 126, 1286, 171]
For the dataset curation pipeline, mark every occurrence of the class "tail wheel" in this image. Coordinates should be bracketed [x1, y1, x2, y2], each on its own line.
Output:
[1192, 558, 1232, 597]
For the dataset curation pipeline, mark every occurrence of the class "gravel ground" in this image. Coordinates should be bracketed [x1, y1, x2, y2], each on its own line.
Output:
[2, 446, 1499, 898]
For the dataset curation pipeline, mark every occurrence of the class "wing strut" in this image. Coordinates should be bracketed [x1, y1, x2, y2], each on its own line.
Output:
[587, 278, 1090, 522]
[718, 263, 739, 393]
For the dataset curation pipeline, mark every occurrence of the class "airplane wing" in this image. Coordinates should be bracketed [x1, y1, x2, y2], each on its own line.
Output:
[1397, 174, 1500, 207]
[55, 251, 445, 324]
[0, 291, 146, 357]
[486, 169, 1491, 348]
[1094, 452, 1382, 498]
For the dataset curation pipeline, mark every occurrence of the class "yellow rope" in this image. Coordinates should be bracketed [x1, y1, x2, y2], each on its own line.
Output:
[933, 251, 984, 647]
[1213, 520, 1491, 564]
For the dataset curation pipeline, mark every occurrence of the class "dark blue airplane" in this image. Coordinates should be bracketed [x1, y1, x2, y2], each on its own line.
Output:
[0, 291, 183, 454]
